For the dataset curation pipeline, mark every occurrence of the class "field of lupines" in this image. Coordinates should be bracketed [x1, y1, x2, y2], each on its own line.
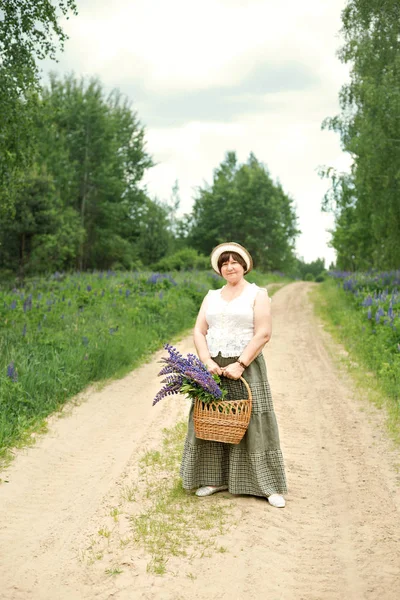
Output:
[0, 268, 283, 460]
[319, 270, 400, 431]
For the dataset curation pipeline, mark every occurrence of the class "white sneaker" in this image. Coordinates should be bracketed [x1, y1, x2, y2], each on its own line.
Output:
[195, 485, 228, 497]
[267, 494, 286, 508]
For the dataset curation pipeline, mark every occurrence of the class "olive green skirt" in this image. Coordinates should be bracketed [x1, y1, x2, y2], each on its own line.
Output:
[180, 353, 287, 497]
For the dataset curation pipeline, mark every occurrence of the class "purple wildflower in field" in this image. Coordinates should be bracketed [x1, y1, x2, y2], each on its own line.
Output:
[362, 295, 373, 307]
[22, 324, 27, 336]
[101, 290, 105, 297]
[23, 295, 32, 313]
[7, 362, 18, 382]
[367, 308, 372, 320]
[147, 273, 177, 286]
[10, 300, 16, 310]
[153, 344, 223, 406]
[125, 289, 131, 297]
[82, 336, 89, 346]
[87, 285, 92, 292]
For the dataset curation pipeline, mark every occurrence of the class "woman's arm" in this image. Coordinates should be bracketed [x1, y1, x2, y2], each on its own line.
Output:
[193, 295, 222, 375]
[223, 289, 271, 379]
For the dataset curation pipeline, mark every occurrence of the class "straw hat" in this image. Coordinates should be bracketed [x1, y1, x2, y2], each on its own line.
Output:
[210, 242, 253, 275]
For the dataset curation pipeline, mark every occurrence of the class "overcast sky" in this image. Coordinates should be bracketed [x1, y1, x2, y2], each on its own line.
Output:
[44, 0, 352, 266]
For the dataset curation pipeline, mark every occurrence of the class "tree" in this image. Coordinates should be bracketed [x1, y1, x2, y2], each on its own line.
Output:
[321, 0, 400, 269]
[189, 152, 299, 271]
[0, 165, 83, 276]
[136, 198, 172, 265]
[0, 74, 154, 274]
[39, 74, 153, 270]
[0, 0, 77, 209]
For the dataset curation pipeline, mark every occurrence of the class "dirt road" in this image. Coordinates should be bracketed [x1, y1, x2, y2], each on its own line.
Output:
[1, 282, 399, 600]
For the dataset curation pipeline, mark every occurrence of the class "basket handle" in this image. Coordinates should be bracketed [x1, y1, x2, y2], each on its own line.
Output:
[239, 376, 252, 401]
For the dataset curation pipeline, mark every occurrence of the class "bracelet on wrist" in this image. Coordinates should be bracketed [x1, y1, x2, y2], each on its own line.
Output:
[237, 359, 247, 369]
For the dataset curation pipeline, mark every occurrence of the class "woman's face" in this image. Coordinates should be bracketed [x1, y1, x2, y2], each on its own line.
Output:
[220, 255, 245, 283]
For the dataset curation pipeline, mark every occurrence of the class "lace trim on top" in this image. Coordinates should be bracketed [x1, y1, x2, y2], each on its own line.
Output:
[205, 283, 266, 358]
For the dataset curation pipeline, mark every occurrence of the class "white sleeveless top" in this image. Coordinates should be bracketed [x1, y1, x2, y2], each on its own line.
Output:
[205, 283, 267, 358]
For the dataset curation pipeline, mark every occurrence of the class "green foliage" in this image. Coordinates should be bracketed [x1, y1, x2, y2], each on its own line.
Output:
[187, 151, 299, 272]
[154, 248, 209, 271]
[0, 74, 154, 273]
[136, 198, 172, 266]
[0, 0, 78, 207]
[0, 270, 219, 459]
[321, 1, 400, 269]
[314, 277, 400, 437]
[293, 257, 326, 280]
[314, 272, 327, 283]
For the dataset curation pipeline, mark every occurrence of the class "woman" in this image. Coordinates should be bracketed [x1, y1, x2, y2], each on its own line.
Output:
[180, 242, 287, 508]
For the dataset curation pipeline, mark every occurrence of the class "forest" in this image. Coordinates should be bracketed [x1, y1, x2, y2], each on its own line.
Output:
[321, 0, 400, 270]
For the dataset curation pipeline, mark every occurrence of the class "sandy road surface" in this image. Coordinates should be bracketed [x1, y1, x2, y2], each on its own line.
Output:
[0, 282, 399, 600]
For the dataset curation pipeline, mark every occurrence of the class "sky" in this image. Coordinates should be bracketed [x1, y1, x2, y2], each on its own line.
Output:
[43, 0, 352, 266]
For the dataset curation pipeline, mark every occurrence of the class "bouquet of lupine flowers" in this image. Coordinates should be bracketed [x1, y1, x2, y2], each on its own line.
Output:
[153, 344, 227, 406]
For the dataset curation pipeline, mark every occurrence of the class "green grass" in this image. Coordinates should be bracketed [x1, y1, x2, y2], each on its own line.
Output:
[81, 420, 236, 576]
[0, 268, 289, 465]
[130, 421, 234, 575]
[312, 279, 400, 442]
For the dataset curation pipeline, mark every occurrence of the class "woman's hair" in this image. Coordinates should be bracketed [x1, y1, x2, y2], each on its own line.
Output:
[217, 251, 248, 274]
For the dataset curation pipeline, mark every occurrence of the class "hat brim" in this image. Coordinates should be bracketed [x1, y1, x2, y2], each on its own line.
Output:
[210, 242, 253, 275]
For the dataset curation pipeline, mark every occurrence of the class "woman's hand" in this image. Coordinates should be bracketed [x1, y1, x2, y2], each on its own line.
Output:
[221, 362, 245, 380]
[206, 359, 223, 376]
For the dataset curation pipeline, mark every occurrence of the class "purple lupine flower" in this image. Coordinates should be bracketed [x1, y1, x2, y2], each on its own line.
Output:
[23, 295, 32, 313]
[362, 295, 373, 307]
[7, 362, 18, 382]
[10, 300, 16, 310]
[153, 344, 223, 406]
[367, 308, 372, 320]
[22, 324, 27, 336]
[87, 285, 92, 292]
[82, 336, 89, 346]
[125, 289, 131, 297]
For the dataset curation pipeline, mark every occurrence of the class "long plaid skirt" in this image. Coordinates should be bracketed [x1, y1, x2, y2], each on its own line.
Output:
[180, 353, 287, 497]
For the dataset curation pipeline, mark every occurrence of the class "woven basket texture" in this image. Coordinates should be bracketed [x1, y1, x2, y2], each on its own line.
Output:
[193, 377, 252, 444]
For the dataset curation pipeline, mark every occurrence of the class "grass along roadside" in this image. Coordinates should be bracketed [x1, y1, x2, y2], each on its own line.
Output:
[311, 280, 400, 443]
[0, 269, 287, 467]
[80, 419, 236, 576]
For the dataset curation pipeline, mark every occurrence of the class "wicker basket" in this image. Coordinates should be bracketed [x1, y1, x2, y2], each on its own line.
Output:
[193, 377, 252, 444]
